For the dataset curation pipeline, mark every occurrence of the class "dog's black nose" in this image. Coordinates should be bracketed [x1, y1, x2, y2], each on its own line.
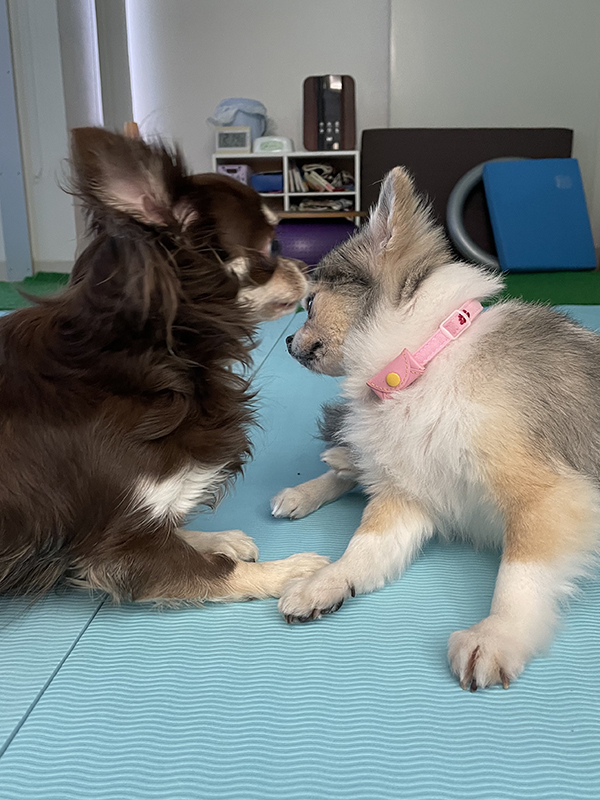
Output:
[286, 334, 294, 353]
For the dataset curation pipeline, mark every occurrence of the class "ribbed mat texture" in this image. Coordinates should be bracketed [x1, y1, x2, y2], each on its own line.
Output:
[0, 308, 599, 799]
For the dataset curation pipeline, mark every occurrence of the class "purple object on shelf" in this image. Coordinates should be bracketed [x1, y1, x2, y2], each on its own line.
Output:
[217, 164, 252, 185]
[276, 220, 356, 268]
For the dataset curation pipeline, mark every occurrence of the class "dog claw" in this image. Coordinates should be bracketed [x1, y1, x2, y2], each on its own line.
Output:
[322, 599, 344, 615]
[457, 645, 512, 690]
[284, 612, 313, 624]
[283, 599, 344, 625]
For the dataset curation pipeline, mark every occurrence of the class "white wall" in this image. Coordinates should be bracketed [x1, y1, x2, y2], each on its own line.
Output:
[6, 0, 78, 274]
[0, 207, 5, 277]
[126, 0, 391, 174]
[390, 0, 600, 241]
[4, 0, 600, 278]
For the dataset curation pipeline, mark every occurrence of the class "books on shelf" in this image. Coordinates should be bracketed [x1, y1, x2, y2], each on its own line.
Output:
[288, 165, 308, 193]
[287, 162, 353, 193]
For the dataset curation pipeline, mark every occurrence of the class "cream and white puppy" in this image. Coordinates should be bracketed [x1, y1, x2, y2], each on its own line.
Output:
[272, 167, 600, 690]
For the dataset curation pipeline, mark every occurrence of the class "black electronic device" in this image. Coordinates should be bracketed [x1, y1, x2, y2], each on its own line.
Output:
[303, 75, 356, 151]
[317, 75, 342, 150]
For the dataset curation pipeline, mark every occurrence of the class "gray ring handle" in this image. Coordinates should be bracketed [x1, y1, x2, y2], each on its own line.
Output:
[446, 157, 527, 268]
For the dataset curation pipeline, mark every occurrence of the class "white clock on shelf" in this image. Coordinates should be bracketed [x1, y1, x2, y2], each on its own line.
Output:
[215, 126, 251, 154]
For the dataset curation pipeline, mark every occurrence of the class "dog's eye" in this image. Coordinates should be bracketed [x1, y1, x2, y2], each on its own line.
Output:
[305, 294, 315, 315]
[270, 238, 281, 257]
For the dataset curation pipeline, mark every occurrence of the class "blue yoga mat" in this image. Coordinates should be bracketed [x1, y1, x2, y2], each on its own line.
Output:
[0, 308, 599, 799]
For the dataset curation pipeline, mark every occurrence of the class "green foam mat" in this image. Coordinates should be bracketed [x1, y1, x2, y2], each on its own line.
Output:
[501, 269, 600, 305]
[0, 273, 70, 311]
[0, 308, 599, 799]
[2, 270, 600, 311]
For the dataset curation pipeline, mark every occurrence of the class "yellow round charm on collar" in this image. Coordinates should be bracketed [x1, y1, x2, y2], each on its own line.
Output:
[386, 372, 401, 387]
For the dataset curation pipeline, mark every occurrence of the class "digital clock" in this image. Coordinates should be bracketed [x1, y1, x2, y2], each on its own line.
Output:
[215, 126, 252, 154]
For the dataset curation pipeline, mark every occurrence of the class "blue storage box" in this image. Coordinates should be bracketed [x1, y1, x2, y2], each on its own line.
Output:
[251, 173, 283, 193]
[483, 158, 597, 272]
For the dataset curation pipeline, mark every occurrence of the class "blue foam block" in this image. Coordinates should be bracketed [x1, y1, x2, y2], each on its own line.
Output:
[483, 158, 596, 272]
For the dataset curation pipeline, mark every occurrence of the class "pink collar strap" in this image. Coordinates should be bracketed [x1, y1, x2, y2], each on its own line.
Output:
[366, 299, 483, 400]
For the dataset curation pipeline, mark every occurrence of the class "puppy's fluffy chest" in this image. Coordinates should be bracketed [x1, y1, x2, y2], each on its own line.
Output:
[343, 309, 503, 543]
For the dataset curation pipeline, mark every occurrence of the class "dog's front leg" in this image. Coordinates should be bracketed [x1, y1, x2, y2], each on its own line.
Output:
[271, 470, 357, 520]
[278, 492, 434, 622]
[448, 559, 558, 691]
[448, 472, 598, 690]
[271, 447, 359, 520]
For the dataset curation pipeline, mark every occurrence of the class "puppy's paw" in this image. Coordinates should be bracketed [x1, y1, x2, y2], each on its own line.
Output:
[448, 616, 529, 690]
[276, 552, 331, 580]
[278, 566, 353, 623]
[270, 486, 323, 520]
[221, 552, 330, 601]
[181, 529, 259, 562]
[321, 447, 357, 477]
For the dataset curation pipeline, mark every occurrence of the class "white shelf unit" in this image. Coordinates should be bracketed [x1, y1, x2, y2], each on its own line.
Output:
[212, 150, 360, 222]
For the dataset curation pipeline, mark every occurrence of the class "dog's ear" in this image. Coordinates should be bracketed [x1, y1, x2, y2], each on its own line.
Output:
[367, 167, 436, 262]
[71, 127, 184, 227]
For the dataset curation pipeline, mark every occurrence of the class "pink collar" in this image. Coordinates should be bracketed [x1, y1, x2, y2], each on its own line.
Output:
[366, 299, 483, 400]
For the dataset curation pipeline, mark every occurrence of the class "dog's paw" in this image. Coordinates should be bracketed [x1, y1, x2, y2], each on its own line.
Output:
[448, 616, 529, 690]
[320, 447, 357, 477]
[182, 529, 259, 562]
[276, 552, 331, 579]
[221, 553, 330, 602]
[278, 566, 353, 623]
[270, 487, 323, 520]
[210, 530, 260, 562]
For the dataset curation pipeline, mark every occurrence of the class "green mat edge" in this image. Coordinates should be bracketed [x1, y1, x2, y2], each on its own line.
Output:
[2, 270, 600, 311]
[0, 272, 71, 311]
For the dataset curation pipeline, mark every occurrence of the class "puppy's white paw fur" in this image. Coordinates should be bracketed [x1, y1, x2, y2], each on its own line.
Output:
[320, 447, 357, 477]
[278, 565, 352, 622]
[179, 529, 259, 562]
[271, 487, 323, 520]
[274, 553, 331, 582]
[448, 616, 529, 690]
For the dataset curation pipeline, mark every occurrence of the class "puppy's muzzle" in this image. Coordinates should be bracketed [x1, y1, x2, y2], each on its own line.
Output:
[286, 334, 323, 363]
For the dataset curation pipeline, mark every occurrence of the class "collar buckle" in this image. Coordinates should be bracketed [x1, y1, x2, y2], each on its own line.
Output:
[439, 308, 472, 340]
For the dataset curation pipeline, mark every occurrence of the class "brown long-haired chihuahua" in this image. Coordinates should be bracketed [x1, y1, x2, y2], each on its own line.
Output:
[0, 127, 328, 605]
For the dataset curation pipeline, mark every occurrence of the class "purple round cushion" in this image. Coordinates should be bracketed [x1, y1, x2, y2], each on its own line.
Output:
[276, 221, 356, 269]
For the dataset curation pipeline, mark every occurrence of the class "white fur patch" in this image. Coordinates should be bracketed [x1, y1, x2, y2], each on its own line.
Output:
[225, 257, 250, 278]
[262, 204, 279, 227]
[134, 465, 225, 524]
